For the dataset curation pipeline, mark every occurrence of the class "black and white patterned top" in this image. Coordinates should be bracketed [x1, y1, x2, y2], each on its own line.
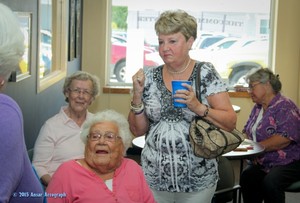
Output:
[141, 61, 228, 192]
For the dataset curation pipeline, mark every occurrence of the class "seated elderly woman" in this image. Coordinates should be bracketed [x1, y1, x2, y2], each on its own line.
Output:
[240, 68, 300, 203]
[46, 109, 156, 203]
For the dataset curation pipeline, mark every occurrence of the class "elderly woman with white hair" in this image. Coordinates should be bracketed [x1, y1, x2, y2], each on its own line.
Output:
[46, 109, 156, 203]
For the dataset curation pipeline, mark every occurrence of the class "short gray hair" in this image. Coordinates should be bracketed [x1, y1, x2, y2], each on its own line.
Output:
[63, 71, 100, 102]
[246, 68, 282, 93]
[0, 3, 25, 78]
[80, 109, 132, 153]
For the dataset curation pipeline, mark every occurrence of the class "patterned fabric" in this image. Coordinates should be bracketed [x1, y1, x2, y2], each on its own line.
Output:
[141, 62, 228, 192]
[243, 93, 300, 172]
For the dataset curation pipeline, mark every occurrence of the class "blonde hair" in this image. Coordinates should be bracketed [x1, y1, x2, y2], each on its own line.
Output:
[155, 10, 197, 41]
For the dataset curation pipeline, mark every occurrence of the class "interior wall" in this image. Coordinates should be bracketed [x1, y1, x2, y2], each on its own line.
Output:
[1, 0, 82, 149]
[82, 0, 300, 132]
[273, 0, 300, 105]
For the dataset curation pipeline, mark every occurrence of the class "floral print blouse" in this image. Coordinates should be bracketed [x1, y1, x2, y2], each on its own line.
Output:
[141, 62, 227, 192]
[243, 93, 300, 172]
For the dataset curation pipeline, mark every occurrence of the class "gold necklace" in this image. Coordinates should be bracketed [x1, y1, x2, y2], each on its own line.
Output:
[166, 58, 191, 74]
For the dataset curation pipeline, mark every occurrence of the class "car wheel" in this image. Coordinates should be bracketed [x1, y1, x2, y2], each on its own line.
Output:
[229, 68, 256, 86]
[115, 61, 126, 82]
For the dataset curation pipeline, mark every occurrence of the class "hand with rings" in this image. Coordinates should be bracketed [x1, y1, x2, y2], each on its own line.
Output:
[132, 69, 145, 94]
[174, 85, 200, 111]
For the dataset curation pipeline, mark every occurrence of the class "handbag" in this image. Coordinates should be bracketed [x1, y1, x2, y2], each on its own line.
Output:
[189, 62, 245, 159]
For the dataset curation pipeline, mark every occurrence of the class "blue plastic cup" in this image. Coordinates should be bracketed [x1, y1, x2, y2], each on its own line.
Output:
[171, 80, 192, 108]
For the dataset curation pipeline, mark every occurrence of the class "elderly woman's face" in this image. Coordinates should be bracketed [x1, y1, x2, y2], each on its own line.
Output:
[85, 121, 124, 172]
[66, 79, 94, 112]
[247, 80, 271, 104]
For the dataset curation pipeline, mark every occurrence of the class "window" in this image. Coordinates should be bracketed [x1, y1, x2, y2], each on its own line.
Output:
[109, 0, 273, 88]
[38, 0, 68, 92]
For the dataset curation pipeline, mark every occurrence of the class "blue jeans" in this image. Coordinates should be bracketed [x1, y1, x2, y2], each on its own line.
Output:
[240, 160, 300, 203]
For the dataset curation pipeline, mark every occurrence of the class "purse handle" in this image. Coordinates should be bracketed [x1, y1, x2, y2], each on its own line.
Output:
[195, 62, 206, 103]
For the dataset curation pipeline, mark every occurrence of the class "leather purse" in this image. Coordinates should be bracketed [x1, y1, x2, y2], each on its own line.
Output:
[189, 62, 245, 159]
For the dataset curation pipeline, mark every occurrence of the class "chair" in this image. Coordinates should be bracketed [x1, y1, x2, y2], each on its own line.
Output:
[285, 180, 300, 192]
[27, 148, 34, 162]
[125, 146, 142, 165]
[212, 156, 241, 203]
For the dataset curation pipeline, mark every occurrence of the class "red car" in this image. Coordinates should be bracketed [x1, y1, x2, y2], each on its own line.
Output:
[111, 35, 158, 82]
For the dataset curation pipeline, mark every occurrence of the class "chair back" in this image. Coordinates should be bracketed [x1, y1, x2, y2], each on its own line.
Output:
[285, 181, 300, 192]
[212, 156, 240, 203]
[27, 148, 34, 162]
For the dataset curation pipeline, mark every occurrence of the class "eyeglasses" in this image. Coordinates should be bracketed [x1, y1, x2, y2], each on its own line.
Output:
[68, 88, 93, 97]
[87, 131, 120, 142]
[247, 82, 262, 92]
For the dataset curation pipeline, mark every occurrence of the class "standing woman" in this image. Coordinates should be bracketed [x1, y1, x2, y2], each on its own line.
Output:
[241, 68, 300, 203]
[33, 71, 100, 187]
[128, 10, 236, 203]
[0, 3, 44, 202]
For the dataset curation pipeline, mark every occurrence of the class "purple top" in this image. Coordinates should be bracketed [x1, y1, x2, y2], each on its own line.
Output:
[243, 93, 300, 172]
[0, 94, 44, 203]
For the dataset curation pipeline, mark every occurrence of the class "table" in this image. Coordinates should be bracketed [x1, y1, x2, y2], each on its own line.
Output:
[132, 135, 145, 149]
[223, 139, 265, 203]
[223, 139, 265, 178]
[232, 104, 241, 113]
[132, 105, 241, 149]
[133, 137, 264, 173]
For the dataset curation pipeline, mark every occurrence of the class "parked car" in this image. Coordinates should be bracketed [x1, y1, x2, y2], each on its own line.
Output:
[111, 35, 158, 82]
[40, 29, 52, 76]
[147, 39, 269, 87]
[194, 35, 226, 49]
[205, 37, 256, 52]
[190, 39, 269, 86]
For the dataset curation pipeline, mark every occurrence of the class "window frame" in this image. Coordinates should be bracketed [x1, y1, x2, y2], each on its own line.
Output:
[37, 0, 68, 93]
[105, 0, 275, 95]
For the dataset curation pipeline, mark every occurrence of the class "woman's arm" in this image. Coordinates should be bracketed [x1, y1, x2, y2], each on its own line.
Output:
[32, 124, 55, 185]
[204, 92, 237, 131]
[128, 110, 149, 136]
[128, 69, 149, 136]
[260, 135, 291, 152]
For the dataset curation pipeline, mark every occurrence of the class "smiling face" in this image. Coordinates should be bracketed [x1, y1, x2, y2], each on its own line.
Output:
[158, 32, 194, 67]
[84, 121, 124, 173]
[65, 79, 94, 114]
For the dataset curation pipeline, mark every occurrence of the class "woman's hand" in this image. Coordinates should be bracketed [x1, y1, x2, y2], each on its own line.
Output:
[173, 83, 207, 115]
[132, 69, 145, 104]
[175, 85, 237, 131]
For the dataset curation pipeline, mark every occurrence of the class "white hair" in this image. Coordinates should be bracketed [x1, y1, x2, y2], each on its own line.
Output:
[81, 109, 132, 153]
[0, 3, 24, 78]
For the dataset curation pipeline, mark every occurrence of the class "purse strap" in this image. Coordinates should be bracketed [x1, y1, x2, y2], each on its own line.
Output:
[195, 62, 206, 103]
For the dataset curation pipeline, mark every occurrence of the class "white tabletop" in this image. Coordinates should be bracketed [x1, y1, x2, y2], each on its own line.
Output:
[132, 135, 146, 148]
[232, 104, 241, 113]
[223, 139, 265, 159]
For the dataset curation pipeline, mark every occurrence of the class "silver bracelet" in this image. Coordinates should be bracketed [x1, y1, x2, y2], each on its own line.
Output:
[130, 101, 144, 114]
